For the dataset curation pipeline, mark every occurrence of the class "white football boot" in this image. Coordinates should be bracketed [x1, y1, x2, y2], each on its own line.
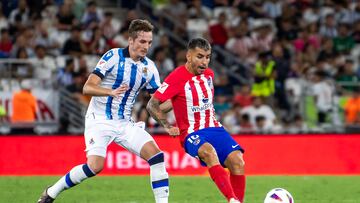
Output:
[229, 198, 241, 203]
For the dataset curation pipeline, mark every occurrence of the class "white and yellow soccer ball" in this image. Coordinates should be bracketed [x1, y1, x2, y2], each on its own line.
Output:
[264, 188, 294, 203]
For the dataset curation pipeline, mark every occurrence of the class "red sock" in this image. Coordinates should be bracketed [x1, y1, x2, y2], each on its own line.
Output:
[208, 165, 237, 201]
[230, 174, 246, 202]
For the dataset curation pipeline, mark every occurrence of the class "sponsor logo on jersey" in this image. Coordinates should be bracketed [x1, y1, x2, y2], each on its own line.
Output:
[97, 60, 106, 69]
[158, 82, 169, 94]
[201, 94, 209, 103]
[191, 103, 213, 112]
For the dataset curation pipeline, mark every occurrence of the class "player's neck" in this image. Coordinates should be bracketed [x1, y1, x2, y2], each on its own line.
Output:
[185, 62, 196, 75]
[129, 49, 142, 62]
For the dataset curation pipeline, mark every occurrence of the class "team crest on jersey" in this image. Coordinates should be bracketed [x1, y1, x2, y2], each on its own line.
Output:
[143, 67, 148, 77]
[158, 82, 169, 94]
[207, 77, 213, 88]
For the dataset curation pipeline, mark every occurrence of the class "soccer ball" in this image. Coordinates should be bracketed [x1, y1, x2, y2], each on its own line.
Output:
[264, 188, 294, 203]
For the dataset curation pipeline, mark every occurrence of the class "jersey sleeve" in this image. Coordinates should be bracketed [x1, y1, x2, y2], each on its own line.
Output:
[145, 64, 161, 94]
[154, 72, 180, 102]
[92, 49, 119, 79]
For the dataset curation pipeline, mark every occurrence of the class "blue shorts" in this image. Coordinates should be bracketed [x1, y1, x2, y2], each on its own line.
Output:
[184, 127, 244, 167]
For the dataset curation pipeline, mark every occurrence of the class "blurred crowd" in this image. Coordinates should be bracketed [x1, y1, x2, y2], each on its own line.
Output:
[0, 0, 360, 134]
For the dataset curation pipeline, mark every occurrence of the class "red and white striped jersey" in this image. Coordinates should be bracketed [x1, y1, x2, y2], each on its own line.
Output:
[154, 65, 221, 144]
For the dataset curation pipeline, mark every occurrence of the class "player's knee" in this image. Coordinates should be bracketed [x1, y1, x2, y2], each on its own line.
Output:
[87, 160, 104, 174]
[238, 158, 245, 168]
[198, 147, 217, 162]
[89, 163, 103, 174]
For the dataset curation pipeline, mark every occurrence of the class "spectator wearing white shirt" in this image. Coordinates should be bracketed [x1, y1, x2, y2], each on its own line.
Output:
[31, 45, 57, 81]
[312, 70, 334, 124]
[241, 96, 276, 131]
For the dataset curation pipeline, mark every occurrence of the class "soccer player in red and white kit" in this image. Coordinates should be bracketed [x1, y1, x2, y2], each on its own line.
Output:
[147, 38, 246, 203]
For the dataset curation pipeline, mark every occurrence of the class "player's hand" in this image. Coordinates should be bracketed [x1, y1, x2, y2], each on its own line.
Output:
[110, 84, 128, 98]
[165, 126, 180, 137]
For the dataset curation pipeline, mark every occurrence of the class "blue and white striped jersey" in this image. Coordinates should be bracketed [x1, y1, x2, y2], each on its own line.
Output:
[86, 47, 161, 120]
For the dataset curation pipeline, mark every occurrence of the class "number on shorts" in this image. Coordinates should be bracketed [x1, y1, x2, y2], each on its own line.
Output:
[187, 134, 199, 144]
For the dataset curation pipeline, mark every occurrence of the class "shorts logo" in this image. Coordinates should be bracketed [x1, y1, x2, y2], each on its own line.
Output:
[89, 138, 95, 145]
[158, 82, 169, 94]
[232, 144, 238, 148]
[193, 138, 201, 145]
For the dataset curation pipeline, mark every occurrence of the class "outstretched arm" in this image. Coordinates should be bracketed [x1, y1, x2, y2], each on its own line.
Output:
[147, 96, 179, 137]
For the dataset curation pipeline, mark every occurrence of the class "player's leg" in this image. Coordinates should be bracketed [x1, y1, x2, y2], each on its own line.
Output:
[141, 141, 169, 203]
[224, 151, 246, 203]
[38, 119, 112, 202]
[46, 155, 102, 198]
[115, 122, 169, 203]
[197, 142, 238, 202]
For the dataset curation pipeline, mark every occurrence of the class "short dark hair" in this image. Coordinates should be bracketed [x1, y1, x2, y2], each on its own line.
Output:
[128, 19, 154, 39]
[187, 38, 211, 51]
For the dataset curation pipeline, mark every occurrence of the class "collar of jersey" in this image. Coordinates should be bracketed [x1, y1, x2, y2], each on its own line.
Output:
[123, 47, 147, 64]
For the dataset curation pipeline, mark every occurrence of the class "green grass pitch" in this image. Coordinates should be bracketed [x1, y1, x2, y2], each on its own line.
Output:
[1, 176, 359, 203]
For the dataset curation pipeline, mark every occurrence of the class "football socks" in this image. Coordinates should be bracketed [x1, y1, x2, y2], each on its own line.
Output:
[209, 164, 237, 201]
[47, 164, 95, 198]
[230, 174, 246, 202]
[148, 152, 169, 203]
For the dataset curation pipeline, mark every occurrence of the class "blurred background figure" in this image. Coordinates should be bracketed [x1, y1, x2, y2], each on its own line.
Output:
[11, 79, 37, 134]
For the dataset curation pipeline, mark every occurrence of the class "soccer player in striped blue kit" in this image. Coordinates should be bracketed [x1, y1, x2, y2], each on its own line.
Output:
[38, 19, 170, 203]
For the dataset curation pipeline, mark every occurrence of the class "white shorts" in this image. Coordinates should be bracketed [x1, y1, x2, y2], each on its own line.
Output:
[84, 117, 155, 158]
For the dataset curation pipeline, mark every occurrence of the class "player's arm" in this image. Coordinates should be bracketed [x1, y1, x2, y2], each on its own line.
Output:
[149, 94, 172, 113]
[83, 74, 128, 98]
[147, 96, 179, 137]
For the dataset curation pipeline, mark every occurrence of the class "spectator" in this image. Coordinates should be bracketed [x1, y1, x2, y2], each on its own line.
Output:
[86, 26, 108, 55]
[66, 71, 89, 106]
[344, 88, 360, 125]
[254, 115, 268, 133]
[251, 51, 276, 101]
[0, 4, 9, 31]
[81, 1, 103, 29]
[152, 46, 174, 79]
[333, 23, 355, 54]
[0, 28, 12, 58]
[100, 11, 120, 41]
[209, 12, 229, 47]
[62, 25, 87, 57]
[11, 79, 37, 133]
[319, 13, 337, 38]
[8, 0, 30, 27]
[226, 20, 254, 62]
[336, 59, 359, 93]
[233, 84, 253, 108]
[241, 96, 277, 130]
[312, 70, 334, 125]
[287, 114, 309, 134]
[55, 3, 77, 31]
[238, 113, 254, 134]
[57, 58, 75, 86]
[30, 45, 57, 81]
[14, 47, 33, 79]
